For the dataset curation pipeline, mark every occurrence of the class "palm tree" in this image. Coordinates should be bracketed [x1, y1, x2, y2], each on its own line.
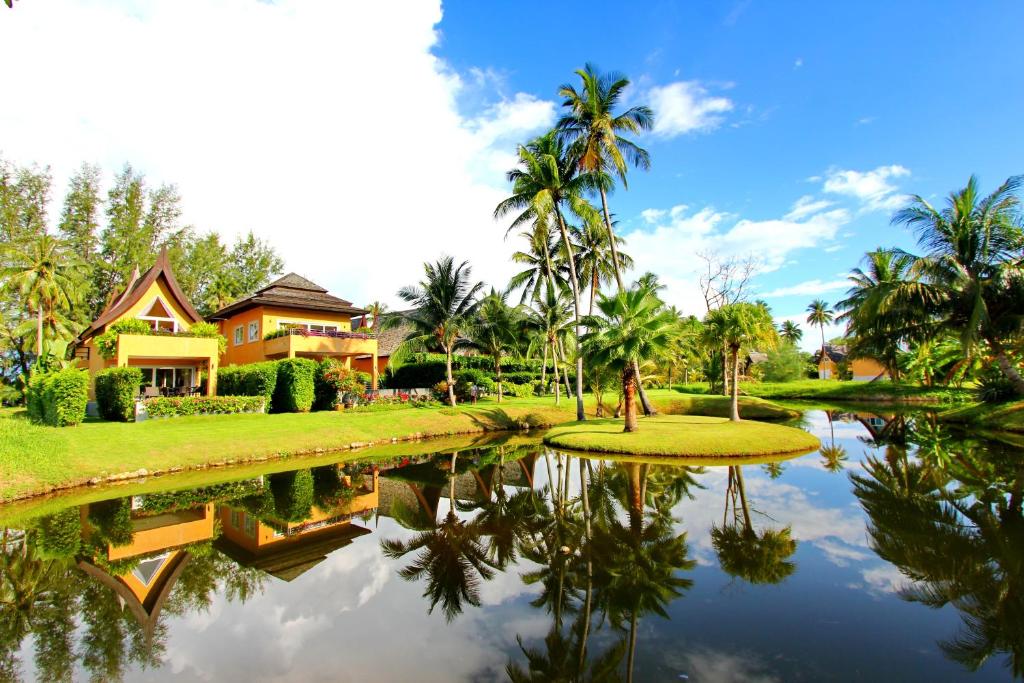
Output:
[556, 64, 657, 419]
[806, 299, 834, 368]
[703, 302, 779, 421]
[1, 234, 82, 357]
[582, 288, 676, 432]
[779, 320, 803, 345]
[837, 248, 928, 380]
[363, 300, 388, 329]
[508, 222, 570, 305]
[573, 217, 632, 316]
[892, 175, 1024, 394]
[397, 256, 484, 406]
[380, 452, 498, 622]
[470, 289, 523, 402]
[496, 132, 599, 421]
[526, 283, 575, 404]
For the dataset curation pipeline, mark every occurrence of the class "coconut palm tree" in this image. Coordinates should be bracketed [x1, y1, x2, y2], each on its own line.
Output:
[1, 234, 83, 357]
[556, 64, 657, 419]
[703, 302, 779, 421]
[582, 288, 677, 432]
[805, 299, 834, 368]
[470, 290, 523, 402]
[509, 221, 571, 305]
[363, 300, 388, 329]
[892, 175, 1024, 394]
[526, 283, 575, 404]
[380, 451, 498, 622]
[397, 256, 484, 407]
[573, 217, 632, 316]
[496, 132, 600, 421]
[711, 466, 798, 585]
[779, 320, 803, 345]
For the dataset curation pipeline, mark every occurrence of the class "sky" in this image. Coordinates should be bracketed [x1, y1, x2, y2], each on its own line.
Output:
[2, 0, 1022, 351]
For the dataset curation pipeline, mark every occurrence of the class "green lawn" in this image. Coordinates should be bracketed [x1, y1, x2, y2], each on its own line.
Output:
[939, 400, 1024, 432]
[543, 415, 820, 457]
[672, 379, 973, 405]
[0, 389, 796, 502]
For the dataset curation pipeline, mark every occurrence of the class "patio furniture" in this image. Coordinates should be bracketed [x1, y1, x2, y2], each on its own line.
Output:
[143, 386, 161, 399]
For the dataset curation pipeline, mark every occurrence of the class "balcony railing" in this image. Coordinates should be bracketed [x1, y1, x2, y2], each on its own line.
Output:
[264, 328, 375, 341]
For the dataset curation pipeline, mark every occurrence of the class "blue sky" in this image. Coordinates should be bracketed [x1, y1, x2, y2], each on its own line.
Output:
[1, 1, 1022, 349]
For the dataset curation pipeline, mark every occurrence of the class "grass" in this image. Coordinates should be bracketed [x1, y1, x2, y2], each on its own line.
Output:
[543, 415, 820, 457]
[0, 389, 796, 503]
[938, 400, 1024, 432]
[672, 379, 973, 405]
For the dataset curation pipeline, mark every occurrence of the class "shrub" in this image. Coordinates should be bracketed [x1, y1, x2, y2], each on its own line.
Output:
[95, 367, 144, 421]
[144, 395, 265, 418]
[34, 508, 82, 560]
[387, 353, 545, 388]
[272, 358, 317, 412]
[26, 372, 46, 422]
[269, 469, 315, 522]
[760, 345, 811, 383]
[314, 359, 362, 410]
[218, 361, 278, 401]
[504, 382, 534, 399]
[87, 498, 134, 547]
[43, 367, 89, 426]
[977, 366, 1017, 403]
[95, 319, 153, 359]
[185, 321, 228, 354]
[502, 371, 534, 385]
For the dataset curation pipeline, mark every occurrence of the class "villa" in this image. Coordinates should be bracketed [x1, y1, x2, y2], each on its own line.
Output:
[71, 248, 221, 398]
[210, 273, 380, 389]
[815, 344, 891, 381]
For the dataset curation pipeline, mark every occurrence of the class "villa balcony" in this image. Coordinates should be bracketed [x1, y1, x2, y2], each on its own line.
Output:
[262, 328, 377, 360]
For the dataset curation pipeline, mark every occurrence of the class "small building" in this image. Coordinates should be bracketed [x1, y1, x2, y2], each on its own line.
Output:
[210, 273, 380, 388]
[850, 357, 890, 382]
[351, 311, 413, 377]
[71, 248, 221, 398]
[814, 343, 890, 381]
[814, 344, 847, 380]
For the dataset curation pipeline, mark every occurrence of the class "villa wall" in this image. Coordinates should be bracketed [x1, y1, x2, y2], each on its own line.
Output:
[851, 358, 890, 382]
[217, 305, 356, 366]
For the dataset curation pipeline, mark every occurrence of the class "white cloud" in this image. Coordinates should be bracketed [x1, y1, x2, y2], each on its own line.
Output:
[760, 278, 849, 298]
[648, 81, 734, 137]
[785, 195, 834, 221]
[0, 0, 556, 310]
[794, 58, 804, 69]
[822, 165, 910, 212]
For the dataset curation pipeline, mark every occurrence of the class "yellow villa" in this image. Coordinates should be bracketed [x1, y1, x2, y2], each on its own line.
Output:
[71, 248, 221, 399]
[210, 273, 380, 389]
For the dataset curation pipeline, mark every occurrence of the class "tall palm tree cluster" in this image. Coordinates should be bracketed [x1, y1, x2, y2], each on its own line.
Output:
[831, 175, 1024, 396]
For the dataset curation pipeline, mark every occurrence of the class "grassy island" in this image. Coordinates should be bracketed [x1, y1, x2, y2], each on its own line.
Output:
[542, 414, 820, 457]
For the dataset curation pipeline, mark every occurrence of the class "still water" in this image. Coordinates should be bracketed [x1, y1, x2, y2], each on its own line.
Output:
[0, 409, 1020, 682]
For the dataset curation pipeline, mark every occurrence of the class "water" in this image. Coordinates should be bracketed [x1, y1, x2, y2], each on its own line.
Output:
[0, 409, 1020, 682]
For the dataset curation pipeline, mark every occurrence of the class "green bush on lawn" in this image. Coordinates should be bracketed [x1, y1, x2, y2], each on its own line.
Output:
[218, 361, 278, 402]
[272, 358, 317, 413]
[95, 366, 144, 422]
[144, 395, 266, 418]
[26, 367, 89, 427]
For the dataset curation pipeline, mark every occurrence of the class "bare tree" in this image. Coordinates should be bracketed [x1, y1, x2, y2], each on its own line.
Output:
[697, 252, 760, 395]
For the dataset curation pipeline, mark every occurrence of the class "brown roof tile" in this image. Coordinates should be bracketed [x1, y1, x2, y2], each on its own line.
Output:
[209, 272, 366, 319]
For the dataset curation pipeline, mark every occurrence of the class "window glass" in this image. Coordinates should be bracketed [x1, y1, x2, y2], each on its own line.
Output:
[234, 326, 243, 345]
[248, 321, 259, 342]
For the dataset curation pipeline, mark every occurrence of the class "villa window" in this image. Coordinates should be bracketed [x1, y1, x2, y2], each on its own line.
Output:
[138, 298, 178, 332]
[278, 322, 339, 334]
[234, 326, 243, 346]
[248, 321, 259, 342]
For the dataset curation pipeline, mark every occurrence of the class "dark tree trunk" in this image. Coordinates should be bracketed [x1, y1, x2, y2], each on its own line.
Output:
[623, 364, 639, 432]
[730, 345, 741, 421]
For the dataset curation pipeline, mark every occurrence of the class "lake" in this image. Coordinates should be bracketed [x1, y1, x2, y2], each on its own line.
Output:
[0, 408, 1020, 682]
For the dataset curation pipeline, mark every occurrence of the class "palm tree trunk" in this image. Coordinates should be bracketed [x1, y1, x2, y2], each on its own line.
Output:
[730, 345, 741, 421]
[820, 325, 827, 377]
[578, 458, 593, 674]
[541, 343, 548, 390]
[735, 466, 752, 532]
[558, 337, 573, 398]
[589, 270, 598, 317]
[623, 364, 639, 432]
[627, 611, 638, 683]
[36, 306, 43, 357]
[554, 208, 586, 421]
[722, 346, 730, 397]
[551, 338, 561, 405]
[495, 354, 502, 403]
[987, 335, 1024, 396]
[445, 347, 456, 407]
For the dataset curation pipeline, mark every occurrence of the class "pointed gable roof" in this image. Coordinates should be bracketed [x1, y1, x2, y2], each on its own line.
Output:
[209, 272, 366, 319]
[73, 248, 202, 346]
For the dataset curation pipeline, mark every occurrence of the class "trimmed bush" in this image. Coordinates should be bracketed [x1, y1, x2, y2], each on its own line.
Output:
[272, 358, 317, 412]
[504, 382, 534, 399]
[26, 367, 89, 426]
[95, 318, 152, 359]
[386, 353, 546, 388]
[144, 395, 265, 418]
[314, 359, 360, 410]
[269, 469, 315, 522]
[95, 367, 144, 422]
[186, 321, 228, 354]
[34, 508, 82, 560]
[218, 361, 279, 401]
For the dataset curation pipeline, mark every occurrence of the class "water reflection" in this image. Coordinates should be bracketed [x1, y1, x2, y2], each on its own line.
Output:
[0, 412, 1021, 681]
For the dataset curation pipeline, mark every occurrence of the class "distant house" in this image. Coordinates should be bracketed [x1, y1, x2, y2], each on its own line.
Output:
[813, 343, 890, 381]
[71, 248, 221, 398]
[209, 273, 380, 388]
[351, 311, 413, 377]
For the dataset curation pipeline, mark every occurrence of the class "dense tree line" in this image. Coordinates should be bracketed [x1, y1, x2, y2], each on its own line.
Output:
[0, 157, 283, 390]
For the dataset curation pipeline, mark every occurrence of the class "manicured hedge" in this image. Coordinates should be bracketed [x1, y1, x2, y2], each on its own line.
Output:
[503, 382, 534, 399]
[218, 361, 278, 401]
[269, 469, 315, 522]
[144, 395, 265, 418]
[272, 358, 317, 413]
[95, 366, 144, 422]
[386, 353, 548, 389]
[26, 367, 89, 426]
[34, 508, 82, 560]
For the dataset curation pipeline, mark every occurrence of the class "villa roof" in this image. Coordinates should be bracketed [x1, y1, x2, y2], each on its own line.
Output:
[215, 523, 371, 582]
[208, 273, 367, 320]
[72, 247, 202, 346]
